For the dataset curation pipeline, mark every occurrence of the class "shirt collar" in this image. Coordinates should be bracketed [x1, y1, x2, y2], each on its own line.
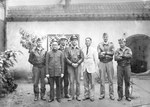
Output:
[120, 46, 128, 52]
[103, 42, 109, 45]
[71, 45, 79, 49]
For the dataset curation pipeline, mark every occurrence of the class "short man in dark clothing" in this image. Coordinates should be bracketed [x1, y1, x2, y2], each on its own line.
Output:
[46, 40, 64, 103]
[65, 35, 84, 101]
[115, 38, 132, 102]
[59, 36, 70, 98]
[97, 33, 115, 100]
[28, 38, 46, 101]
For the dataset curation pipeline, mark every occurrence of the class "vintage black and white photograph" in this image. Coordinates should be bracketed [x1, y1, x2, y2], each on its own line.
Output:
[0, 0, 150, 107]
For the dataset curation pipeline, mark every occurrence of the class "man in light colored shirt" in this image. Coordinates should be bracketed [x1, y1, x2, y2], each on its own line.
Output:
[97, 33, 115, 100]
[82, 37, 97, 102]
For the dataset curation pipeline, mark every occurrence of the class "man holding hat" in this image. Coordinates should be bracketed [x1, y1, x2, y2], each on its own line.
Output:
[46, 40, 64, 103]
[59, 35, 70, 98]
[65, 35, 84, 101]
[115, 37, 132, 101]
[28, 38, 46, 101]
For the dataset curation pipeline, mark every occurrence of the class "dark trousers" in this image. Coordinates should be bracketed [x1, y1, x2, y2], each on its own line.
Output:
[33, 66, 46, 97]
[117, 65, 131, 98]
[49, 76, 61, 100]
[61, 64, 69, 97]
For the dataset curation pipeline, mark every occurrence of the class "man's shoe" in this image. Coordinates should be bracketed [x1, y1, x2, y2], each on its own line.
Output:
[64, 94, 70, 98]
[57, 99, 61, 103]
[126, 97, 131, 101]
[83, 97, 90, 101]
[76, 97, 82, 101]
[68, 97, 74, 101]
[117, 97, 122, 101]
[41, 96, 46, 101]
[110, 96, 115, 100]
[34, 96, 39, 101]
[48, 99, 54, 102]
[99, 96, 105, 100]
[90, 98, 94, 102]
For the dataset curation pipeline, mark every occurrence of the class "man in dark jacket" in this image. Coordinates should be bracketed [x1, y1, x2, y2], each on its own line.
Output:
[59, 36, 70, 98]
[115, 38, 132, 102]
[46, 40, 64, 103]
[65, 35, 84, 101]
[28, 38, 46, 101]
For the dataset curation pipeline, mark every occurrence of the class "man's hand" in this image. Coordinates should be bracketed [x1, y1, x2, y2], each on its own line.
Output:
[46, 74, 49, 78]
[61, 74, 64, 78]
[72, 63, 78, 68]
[101, 52, 106, 56]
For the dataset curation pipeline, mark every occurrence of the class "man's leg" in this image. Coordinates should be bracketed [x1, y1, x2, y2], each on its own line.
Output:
[106, 61, 114, 100]
[75, 65, 81, 101]
[83, 69, 90, 100]
[124, 65, 131, 101]
[64, 64, 69, 98]
[49, 77, 54, 102]
[67, 65, 75, 101]
[55, 76, 61, 102]
[33, 66, 40, 101]
[117, 65, 124, 101]
[40, 67, 46, 100]
[60, 76, 64, 98]
[99, 62, 106, 99]
[89, 72, 95, 101]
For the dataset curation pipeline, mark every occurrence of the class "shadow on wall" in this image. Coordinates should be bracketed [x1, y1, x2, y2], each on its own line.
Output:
[126, 34, 150, 73]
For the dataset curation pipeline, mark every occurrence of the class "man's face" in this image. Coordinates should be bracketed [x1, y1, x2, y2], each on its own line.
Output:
[37, 41, 42, 47]
[103, 35, 108, 42]
[71, 39, 78, 46]
[52, 42, 58, 50]
[60, 39, 66, 46]
[119, 41, 126, 48]
[85, 38, 92, 47]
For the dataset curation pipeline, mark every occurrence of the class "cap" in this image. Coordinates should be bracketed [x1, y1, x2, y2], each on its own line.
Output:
[118, 38, 126, 42]
[60, 35, 67, 40]
[70, 35, 78, 41]
[50, 38, 58, 45]
[36, 38, 42, 43]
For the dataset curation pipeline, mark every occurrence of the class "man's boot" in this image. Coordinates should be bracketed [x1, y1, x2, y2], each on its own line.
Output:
[34, 95, 39, 101]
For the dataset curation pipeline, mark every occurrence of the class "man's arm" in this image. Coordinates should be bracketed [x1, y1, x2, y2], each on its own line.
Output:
[65, 48, 73, 65]
[28, 52, 34, 65]
[97, 44, 105, 59]
[60, 52, 64, 74]
[122, 48, 132, 59]
[114, 50, 123, 61]
[46, 52, 49, 75]
[106, 43, 115, 56]
[77, 49, 84, 65]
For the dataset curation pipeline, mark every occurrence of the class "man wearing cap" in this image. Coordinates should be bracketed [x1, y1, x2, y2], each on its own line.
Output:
[82, 37, 97, 102]
[115, 38, 132, 101]
[46, 40, 64, 103]
[59, 36, 70, 98]
[65, 35, 84, 101]
[28, 38, 46, 101]
[97, 33, 115, 100]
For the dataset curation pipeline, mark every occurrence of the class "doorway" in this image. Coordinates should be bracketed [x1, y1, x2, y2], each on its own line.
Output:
[126, 34, 150, 73]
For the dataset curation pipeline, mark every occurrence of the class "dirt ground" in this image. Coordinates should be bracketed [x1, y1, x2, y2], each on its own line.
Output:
[0, 76, 150, 107]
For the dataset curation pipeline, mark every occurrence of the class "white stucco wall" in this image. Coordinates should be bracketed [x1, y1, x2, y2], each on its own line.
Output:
[6, 21, 150, 76]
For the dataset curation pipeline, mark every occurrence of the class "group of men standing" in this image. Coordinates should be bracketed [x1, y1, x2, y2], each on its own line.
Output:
[28, 33, 132, 103]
